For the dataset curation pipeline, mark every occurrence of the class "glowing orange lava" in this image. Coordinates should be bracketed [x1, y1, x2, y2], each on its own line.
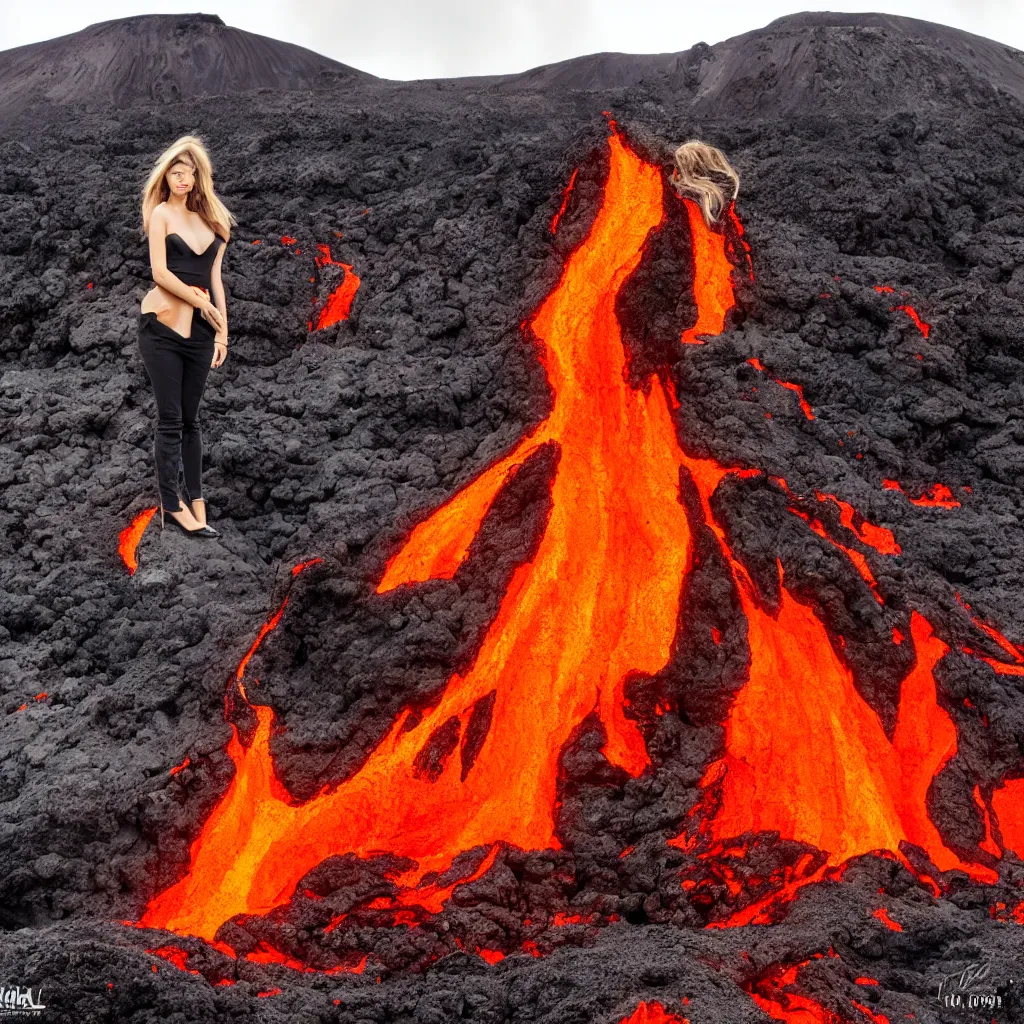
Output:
[971, 785, 1001, 858]
[313, 244, 360, 329]
[668, 231, 994, 898]
[955, 592, 1024, 676]
[882, 480, 960, 508]
[814, 492, 900, 556]
[619, 1002, 690, 1024]
[118, 507, 158, 575]
[893, 305, 930, 338]
[991, 778, 1024, 856]
[852, 1002, 890, 1024]
[788, 507, 883, 603]
[147, 945, 199, 974]
[727, 206, 755, 282]
[681, 199, 739, 344]
[550, 167, 579, 234]
[872, 907, 902, 932]
[746, 358, 815, 420]
[745, 957, 844, 1024]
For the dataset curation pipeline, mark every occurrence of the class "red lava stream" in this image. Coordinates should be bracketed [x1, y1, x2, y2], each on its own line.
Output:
[139, 125, 1000, 952]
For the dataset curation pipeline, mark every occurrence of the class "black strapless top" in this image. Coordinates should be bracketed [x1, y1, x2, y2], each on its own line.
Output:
[165, 231, 224, 292]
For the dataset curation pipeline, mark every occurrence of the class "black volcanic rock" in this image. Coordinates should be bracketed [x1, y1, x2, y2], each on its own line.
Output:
[3, 9, 1024, 1024]
[0, 13, 372, 116]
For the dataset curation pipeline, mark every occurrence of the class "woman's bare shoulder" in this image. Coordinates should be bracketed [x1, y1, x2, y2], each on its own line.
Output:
[150, 203, 170, 229]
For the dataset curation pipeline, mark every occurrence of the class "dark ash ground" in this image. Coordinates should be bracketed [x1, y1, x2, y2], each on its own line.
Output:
[2, 11, 1024, 1024]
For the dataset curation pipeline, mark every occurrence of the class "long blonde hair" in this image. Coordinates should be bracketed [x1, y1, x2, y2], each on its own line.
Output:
[669, 140, 740, 227]
[140, 134, 237, 240]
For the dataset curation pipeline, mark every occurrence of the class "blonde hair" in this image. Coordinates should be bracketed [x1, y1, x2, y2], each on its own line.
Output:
[140, 134, 237, 240]
[669, 140, 740, 227]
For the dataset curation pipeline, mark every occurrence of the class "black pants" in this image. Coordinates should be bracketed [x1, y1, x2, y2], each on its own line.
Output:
[137, 310, 215, 509]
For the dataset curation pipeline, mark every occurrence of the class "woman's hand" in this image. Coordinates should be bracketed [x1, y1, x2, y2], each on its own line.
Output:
[211, 336, 228, 369]
[191, 285, 226, 333]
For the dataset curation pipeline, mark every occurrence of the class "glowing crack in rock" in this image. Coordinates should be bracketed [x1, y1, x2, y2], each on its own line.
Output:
[882, 479, 960, 508]
[550, 167, 579, 234]
[746, 358, 815, 420]
[892, 304, 930, 338]
[744, 954, 845, 1024]
[139, 125, 997, 952]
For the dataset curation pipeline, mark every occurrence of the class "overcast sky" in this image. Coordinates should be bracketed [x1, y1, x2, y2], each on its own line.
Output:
[1, 1, 1021, 79]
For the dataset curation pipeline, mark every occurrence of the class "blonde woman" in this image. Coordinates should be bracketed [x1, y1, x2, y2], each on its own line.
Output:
[139, 135, 236, 537]
[668, 139, 740, 225]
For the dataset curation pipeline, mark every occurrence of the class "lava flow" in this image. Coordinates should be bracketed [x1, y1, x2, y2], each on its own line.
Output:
[118, 507, 157, 574]
[882, 479, 960, 508]
[312, 243, 360, 329]
[619, 1001, 690, 1024]
[139, 124, 996, 952]
[141, 127, 690, 941]
[680, 195, 738, 345]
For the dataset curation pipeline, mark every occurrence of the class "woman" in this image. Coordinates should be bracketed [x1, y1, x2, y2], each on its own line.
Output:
[139, 135, 236, 537]
[668, 139, 740, 224]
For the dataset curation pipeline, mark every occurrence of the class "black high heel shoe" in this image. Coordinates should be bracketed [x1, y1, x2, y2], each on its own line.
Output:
[160, 505, 218, 538]
[189, 497, 219, 537]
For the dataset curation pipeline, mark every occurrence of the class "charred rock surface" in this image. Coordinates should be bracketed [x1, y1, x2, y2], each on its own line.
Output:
[2, 11, 1024, 1024]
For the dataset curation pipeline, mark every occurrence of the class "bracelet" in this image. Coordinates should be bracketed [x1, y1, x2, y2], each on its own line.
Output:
[215, 340, 228, 347]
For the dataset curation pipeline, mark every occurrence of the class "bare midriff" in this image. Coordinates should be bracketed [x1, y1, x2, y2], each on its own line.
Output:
[140, 283, 209, 339]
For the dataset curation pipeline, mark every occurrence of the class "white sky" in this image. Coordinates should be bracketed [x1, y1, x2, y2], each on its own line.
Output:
[1, 1, 1021, 80]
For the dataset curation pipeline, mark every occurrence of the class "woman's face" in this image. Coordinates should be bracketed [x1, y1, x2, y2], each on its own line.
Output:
[166, 160, 195, 197]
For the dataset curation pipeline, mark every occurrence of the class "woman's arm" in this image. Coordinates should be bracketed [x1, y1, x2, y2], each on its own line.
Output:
[209, 236, 228, 337]
[147, 205, 207, 307]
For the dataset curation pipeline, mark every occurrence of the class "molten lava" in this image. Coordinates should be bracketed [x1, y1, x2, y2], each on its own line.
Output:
[872, 907, 902, 932]
[619, 1002, 690, 1024]
[550, 167, 579, 234]
[991, 778, 1024, 856]
[788, 507, 883, 603]
[313, 244, 360, 329]
[118, 507, 158, 575]
[814, 492, 900, 556]
[138, 123, 997, 957]
[893, 304, 930, 338]
[882, 480, 959, 508]
[745, 957, 844, 1024]
[681, 198, 738, 344]
[669, 314, 992, 892]
[746, 358, 815, 420]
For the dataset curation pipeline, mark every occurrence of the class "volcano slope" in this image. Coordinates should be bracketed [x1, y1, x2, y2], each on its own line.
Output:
[2, 10, 1024, 1024]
